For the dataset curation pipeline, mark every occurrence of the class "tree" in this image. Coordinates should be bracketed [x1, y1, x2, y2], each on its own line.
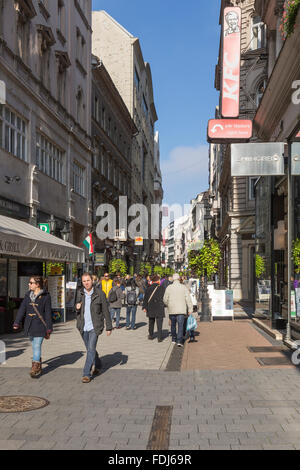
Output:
[188, 240, 221, 280]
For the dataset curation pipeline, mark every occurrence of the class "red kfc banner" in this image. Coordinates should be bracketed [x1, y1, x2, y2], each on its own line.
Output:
[221, 7, 241, 118]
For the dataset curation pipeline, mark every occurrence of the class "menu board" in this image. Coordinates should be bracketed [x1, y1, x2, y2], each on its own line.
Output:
[47, 275, 65, 323]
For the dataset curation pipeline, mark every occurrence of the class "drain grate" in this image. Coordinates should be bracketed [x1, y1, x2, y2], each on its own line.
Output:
[165, 344, 185, 372]
[248, 346, 288, 353]
[256, 357, 291, 366]
[0, 396, 50, 413]
[147, 406, 173, 450]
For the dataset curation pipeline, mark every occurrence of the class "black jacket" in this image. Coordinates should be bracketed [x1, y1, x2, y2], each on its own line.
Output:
[14, 290, 53, 337]
[143, 284, 165, 318]
[75, 287, 112, 336]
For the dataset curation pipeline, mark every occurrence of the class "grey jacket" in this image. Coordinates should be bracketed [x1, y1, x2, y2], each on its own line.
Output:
[109, 286, 124, 309]
[163, 280, 193, 315]
[75, 288, 112, 336]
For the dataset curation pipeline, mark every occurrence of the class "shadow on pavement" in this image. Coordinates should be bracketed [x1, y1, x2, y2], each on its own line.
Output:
[42, 351, 85, 375]
[100, 351, 128, 372]
[5, 348, 26, 360]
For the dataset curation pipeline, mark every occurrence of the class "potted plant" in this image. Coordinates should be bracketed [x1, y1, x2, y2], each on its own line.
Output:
[109, 259, 127, 277]
[280, 0, 300, 38]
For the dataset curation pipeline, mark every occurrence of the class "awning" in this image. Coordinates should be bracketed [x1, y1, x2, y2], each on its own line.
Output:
[0, 215, 85, 263]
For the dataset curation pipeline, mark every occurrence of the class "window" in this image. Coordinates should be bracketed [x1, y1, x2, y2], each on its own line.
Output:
[251, 16, 266, 50]
[255, 79, 267, 107]
[142, 94, 148, 117]
[36, 133, 64, 183]
[93, 95, 99, 122]
[73, 161, 85, 196]
[0, 105, 27, 161]
[249, 177, 257, 201]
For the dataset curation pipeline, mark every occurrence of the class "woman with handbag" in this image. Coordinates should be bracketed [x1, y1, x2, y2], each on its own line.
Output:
[13, 276, 53, 378]
[143, 275, 165, 342]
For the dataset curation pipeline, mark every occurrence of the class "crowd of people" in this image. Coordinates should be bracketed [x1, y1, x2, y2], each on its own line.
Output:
[12, 270, 198, 383]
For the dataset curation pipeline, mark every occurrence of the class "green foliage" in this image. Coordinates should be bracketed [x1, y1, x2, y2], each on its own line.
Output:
[46, 263, 64, 276]
[109, 259, 127, 276]
[255, 255, 266, 279]
[280, 0, 300, 38]
[293, 238, 300, 274]
[188, 239, 221, 280]
[154, 265, 164, 277]
[139, 263, 152, 276]
[162, 267, 175, 277]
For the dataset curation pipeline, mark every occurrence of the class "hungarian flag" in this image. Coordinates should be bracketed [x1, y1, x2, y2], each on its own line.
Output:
[83, 234, 94, 256]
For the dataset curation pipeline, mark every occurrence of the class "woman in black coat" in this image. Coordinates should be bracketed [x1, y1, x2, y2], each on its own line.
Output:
[13, 276, 52, 378]
[143, 275, 165, 342]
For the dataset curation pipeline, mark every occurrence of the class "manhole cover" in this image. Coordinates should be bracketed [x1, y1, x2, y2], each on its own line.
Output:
[0, 396, 50, 413]
[248, 346, 288, 353]
[256, 357, 291, 366]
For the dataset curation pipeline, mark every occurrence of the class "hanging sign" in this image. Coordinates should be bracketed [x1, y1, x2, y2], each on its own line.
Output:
[208, 119, 252, 143]
[231, 143, 285, 177]
[221, 7, 241, 118]
[291, 143, 300, 175]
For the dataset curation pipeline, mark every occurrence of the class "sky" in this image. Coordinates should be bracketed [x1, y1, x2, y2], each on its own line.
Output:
[92, 0, 221, 209]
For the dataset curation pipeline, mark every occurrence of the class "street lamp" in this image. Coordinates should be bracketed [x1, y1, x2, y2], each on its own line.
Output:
[201, 201, 213, 322]
[48, 214, 56, 235]
[61, 222, 70, 242]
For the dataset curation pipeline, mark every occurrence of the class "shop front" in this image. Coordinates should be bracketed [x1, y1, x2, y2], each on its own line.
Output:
[0, 215, 85, 334]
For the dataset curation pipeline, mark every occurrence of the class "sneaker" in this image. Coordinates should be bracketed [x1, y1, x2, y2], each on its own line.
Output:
[177, 343, 184, 348]
[126, 326, 131, 330]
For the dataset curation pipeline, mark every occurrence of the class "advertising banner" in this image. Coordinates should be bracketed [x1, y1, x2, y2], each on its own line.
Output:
[208, 119, 252, 143]
[221, 7, 241, 118]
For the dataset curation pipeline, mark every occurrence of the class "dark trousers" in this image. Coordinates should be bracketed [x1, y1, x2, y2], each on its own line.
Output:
[170, 314, 185, 345]
[148, 317, 163, 340]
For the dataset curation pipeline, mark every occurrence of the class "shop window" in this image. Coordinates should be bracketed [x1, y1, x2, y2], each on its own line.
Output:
[0, 105, 27, 161]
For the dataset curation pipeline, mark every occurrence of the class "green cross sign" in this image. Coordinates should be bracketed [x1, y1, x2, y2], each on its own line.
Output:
[39, 223, 50, 233]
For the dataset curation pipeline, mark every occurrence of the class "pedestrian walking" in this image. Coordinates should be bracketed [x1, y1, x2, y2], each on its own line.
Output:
[108, 279, 124, 329]
[101, 273, 113, 299]
[136, 275, 146, 305]
[163, 273, 193, 347]
[13, 276, 53, 378]
[125, 279, 139, 330]
[143, 275, 165, 342]
[75, 272, 112, 383]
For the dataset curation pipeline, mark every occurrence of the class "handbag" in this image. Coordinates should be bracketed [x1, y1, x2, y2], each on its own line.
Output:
[30, 302, 51, 340]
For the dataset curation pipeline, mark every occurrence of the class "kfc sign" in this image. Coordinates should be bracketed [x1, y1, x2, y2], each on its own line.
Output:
[222, 7, 241, 118]
[208, 119, 252, 143]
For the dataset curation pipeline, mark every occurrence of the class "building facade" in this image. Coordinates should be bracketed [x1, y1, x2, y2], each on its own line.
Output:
[92, 10, 160, 259]
[0, 0, 92, 248]
[212, 0, 268, 301]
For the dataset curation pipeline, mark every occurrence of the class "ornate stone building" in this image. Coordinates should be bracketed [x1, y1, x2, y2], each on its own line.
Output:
[0, 0, 92, 247]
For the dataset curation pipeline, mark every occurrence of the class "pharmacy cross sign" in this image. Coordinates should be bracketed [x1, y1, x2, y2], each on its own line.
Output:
[39, 224, 50, 234]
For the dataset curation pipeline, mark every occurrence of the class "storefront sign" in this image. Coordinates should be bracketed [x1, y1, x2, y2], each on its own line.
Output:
[208, 119, 252, 142]
[0, 81, 5, 105]
[291, 143, 300, 175]
[231, 143, 285, 176]
[221, 7, 241, 118]
[94, 253, 105, 266]
[135, 237, 143, 246]
[39, 223, 50, 233]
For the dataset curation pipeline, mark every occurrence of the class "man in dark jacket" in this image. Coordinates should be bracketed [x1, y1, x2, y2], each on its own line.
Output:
[143, 275, 165, 342]
[75, 272, 112, 383]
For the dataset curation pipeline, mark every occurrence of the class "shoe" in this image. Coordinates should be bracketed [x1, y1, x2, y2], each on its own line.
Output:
[92, 368, 101, 377]
[158, 338, 163, 343]
[132, 326, 137, 330]
[82, 376, 91, 383]
[172, 341, 176, 344]
[126, 326, 131, 330]
[30, 361, 42, 379]
[148, 335, 154, 340]
[177, 343, 184, 348]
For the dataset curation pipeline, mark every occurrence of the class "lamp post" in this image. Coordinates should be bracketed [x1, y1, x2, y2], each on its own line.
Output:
[61, 222, 70, 242]
[48, 214, 56, 235]
[200, 200, 213, 322]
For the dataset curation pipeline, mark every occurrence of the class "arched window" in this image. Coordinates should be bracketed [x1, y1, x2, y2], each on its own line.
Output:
[255, 79, 267, 107]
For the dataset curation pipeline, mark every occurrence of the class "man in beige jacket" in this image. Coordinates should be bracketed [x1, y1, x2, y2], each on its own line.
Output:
[163, 273, 193, 347]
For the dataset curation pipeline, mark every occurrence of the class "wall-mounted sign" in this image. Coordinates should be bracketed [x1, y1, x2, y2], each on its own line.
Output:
[231, 143, 285, 177]
[208, 119, 252, 143]
[0, 81, 5, 105]
[291, 143, 300, 175]
[135, 237, 143, 246]
[39, 223, 50, 233]
[94, 253, 105, 266]
[221, 7, 241, 118]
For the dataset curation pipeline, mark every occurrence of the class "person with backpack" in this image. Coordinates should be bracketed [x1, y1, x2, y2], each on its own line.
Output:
[13, 276, 53, 379]
[125, 279, 139, 330]
[143, 275, 165, 342]
[108, 279, 124, 329]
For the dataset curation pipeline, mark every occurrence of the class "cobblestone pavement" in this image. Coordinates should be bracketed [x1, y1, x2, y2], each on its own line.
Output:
[1, 313, 300, 450]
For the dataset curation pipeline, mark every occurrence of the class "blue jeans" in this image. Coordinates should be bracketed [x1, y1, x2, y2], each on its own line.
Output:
[110, 308, 121, 328]
[126, 305, 137, 329]
[170, 315, 185, 345]
[82, 329, 102, 378]
[29, 337, 44, 362]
